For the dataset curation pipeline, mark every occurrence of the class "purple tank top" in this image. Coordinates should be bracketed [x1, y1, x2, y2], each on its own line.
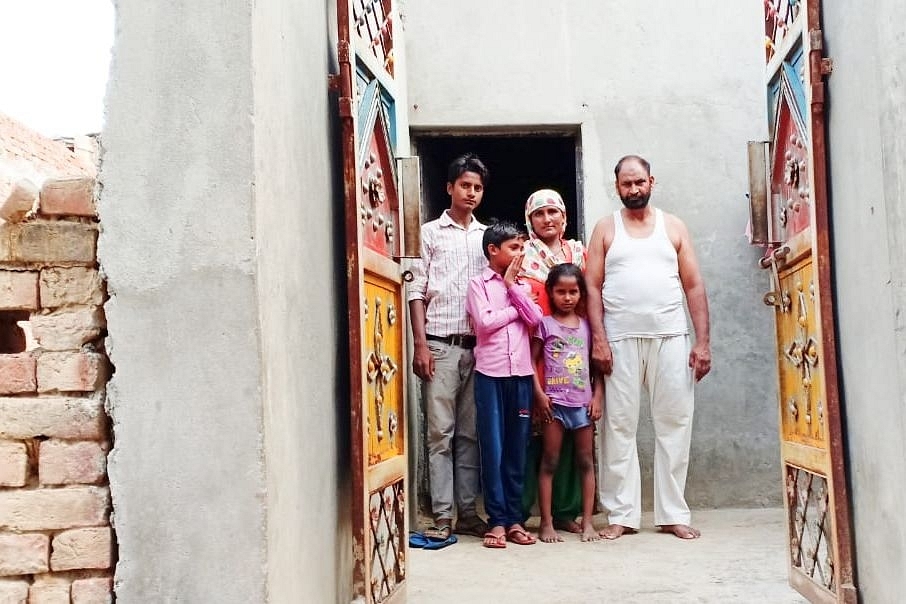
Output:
[535, 316, 593, 407]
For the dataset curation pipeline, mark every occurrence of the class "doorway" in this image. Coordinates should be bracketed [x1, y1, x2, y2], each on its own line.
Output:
[409, 129, 583, 515]
[412, 131, 583, 238]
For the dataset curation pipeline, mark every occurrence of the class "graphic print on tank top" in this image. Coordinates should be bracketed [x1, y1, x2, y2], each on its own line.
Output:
[537, 316, 593, 407]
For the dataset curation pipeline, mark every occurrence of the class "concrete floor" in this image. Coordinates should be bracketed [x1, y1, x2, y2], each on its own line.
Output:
[408, 508, 808, 603]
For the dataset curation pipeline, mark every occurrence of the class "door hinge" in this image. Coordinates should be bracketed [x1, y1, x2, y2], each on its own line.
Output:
[820, 57, 834, 76]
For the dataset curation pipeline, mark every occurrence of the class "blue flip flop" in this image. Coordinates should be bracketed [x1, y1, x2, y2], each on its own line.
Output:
[408, 532, 430, 548]
[422, 534, 457, 550]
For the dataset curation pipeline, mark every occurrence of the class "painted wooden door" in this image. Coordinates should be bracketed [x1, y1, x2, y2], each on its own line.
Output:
[334, 1, 410, 601]
[759, 1, 856, 602]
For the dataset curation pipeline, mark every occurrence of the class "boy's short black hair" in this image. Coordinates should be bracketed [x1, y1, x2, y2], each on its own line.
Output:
[545, 262, 587, 299]
[481, 220, 524, 259]
[448, 153, 489, 186]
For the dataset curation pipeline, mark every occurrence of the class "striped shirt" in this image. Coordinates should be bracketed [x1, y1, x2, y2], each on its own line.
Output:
[406, 210, 487, 337]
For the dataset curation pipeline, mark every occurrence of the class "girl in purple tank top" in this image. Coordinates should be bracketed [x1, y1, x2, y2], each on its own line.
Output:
[531, 263, 604, 543]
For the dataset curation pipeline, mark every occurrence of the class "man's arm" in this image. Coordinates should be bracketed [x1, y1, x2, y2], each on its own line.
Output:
[406, 232, 434, 381]
[408, 299, 433, 380]
[585, 217, 613, 375]
[672, 215, 711, 381]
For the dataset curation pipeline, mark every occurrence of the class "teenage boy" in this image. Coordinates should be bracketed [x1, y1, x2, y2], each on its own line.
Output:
[407, 153, 490, 540]
[466, 221, 543, 548]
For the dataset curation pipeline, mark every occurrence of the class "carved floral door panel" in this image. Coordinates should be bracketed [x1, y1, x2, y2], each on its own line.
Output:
[760, 1, 856, 602]
[335, 1, 409, 602]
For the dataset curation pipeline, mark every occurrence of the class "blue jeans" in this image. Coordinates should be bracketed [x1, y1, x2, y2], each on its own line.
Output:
[474, 372, 533, 528]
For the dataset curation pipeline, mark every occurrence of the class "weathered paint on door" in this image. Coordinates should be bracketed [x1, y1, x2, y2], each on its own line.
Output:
[335, 1, 409, 601]
[761, 1, 856, 602]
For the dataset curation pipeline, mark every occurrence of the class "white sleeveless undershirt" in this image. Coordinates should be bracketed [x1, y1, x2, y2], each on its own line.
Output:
[602, 208, 688, 341]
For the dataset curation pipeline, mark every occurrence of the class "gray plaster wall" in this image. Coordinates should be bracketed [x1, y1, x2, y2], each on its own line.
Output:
[99, 1, 266, 602]
[102, 1, 354, 600]
[252, 1, 352, 602]
[399, 1, 780, 508]
[823, 2, 906, 599]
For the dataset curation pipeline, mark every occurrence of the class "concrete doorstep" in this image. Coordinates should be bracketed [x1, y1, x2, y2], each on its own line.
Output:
[408, 508, 807, 604]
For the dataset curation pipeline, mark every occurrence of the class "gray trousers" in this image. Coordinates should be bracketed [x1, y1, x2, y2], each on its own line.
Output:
[424, 340, 481, 520]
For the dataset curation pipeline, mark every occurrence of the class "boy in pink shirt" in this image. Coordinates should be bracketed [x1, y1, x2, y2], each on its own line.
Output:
[465, 221, 543, 548]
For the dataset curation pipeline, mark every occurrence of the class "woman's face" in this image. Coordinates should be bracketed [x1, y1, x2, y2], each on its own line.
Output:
[530, 206, 566, 242]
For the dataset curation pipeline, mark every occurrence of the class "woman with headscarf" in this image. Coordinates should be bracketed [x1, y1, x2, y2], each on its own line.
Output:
[520, 189, 587, 535]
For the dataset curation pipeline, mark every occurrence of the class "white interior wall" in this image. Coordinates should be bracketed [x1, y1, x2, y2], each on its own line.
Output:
[399, 0, 779, 508]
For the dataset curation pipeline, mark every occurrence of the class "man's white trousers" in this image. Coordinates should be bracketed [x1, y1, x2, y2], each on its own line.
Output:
[597, 335, 695, 528]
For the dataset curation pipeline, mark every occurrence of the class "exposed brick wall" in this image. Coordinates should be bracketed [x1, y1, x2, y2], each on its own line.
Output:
[0, 113, 96, 179]
[0, 176, 113, 604]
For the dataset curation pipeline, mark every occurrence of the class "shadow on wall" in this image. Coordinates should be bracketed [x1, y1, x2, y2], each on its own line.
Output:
[328, 54, 354, 602]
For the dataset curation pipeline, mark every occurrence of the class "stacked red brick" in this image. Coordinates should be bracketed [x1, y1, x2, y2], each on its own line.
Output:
[1, 116, 112, 604]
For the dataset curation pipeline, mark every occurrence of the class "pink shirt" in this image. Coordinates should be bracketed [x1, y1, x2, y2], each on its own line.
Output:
[466, 267, 543, 377]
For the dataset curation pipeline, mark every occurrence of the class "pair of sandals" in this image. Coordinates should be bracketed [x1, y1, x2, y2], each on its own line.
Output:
[483, 525, 536, 549]
[423, 515, 488, 540]
[413, 515, 489, 550]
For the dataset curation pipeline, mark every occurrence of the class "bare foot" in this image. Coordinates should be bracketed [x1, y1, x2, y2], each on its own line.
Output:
[552, 518, 582, 534]
[658, 524, 701, 539]
[581, 520, 600, 542]
[598, 524, 637, 540]
[538, 521, 563, 543]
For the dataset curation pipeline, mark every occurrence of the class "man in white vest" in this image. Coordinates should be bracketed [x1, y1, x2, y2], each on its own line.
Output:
[585, 154, 711, 539]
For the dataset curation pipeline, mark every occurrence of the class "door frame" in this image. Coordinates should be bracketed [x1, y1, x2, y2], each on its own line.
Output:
[406, 127, 586, 516]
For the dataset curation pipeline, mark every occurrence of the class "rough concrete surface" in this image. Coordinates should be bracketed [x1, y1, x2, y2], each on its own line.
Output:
[100, 0, 266, 599]
[409, 508, 806, 603]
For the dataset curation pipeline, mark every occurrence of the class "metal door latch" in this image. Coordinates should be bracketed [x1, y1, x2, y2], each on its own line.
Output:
[760, 246, 791, 309]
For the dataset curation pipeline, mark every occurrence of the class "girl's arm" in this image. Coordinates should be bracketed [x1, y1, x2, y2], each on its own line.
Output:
[588, 370, 604, 422]
[466, 278, 519, 336]
[585, 317, 604, 421]
[531, 336, 553, 423]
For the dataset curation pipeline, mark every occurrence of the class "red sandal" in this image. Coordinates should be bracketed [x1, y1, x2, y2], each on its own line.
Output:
[482, 531, 507, 549]
[506, 526, 537, 545]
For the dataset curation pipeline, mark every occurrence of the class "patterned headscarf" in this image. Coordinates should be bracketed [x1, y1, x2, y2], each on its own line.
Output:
[523, 189, 567, 234]
[521, 189, 585, 283]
